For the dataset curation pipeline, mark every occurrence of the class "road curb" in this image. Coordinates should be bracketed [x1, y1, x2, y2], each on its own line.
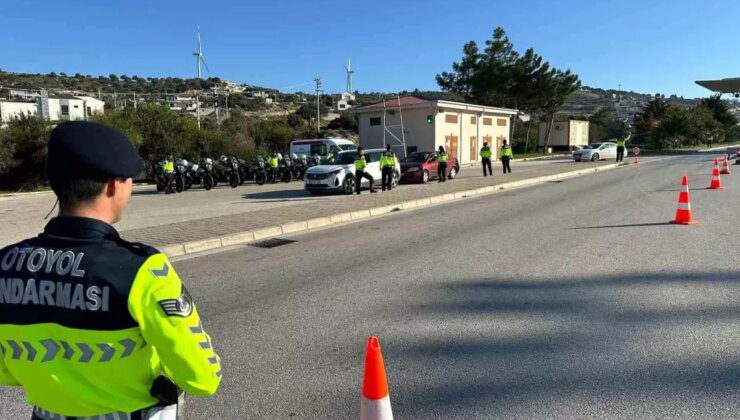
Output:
[161, 162, 625, 258]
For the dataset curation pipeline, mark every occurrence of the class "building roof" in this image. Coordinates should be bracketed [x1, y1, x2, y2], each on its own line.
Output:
[352, 95, 518, 115]
[353, 96, 430, 111]
[696, 78, 740, 93]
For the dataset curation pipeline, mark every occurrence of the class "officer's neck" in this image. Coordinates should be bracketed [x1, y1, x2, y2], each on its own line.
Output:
[59, 202, 118, 225]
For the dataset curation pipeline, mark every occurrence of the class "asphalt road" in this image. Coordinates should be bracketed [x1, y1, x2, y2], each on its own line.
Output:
[3, 154, 740, 419]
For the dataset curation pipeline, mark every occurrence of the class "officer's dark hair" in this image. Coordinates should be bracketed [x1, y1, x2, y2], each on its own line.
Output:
[50, 174, 110, 212]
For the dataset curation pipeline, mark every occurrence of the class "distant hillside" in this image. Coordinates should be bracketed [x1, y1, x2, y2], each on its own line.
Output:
[0, 69, 228, 94]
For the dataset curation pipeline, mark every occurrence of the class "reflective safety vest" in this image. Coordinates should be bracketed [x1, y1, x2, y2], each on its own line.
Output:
[501, 146, 513, 158]
[354, 155, 367, 171]
[0, 217, 221, 416]
[268, 157, 279, 168]
[326, 153, 334, 162]
[616, 140, 626, 148]
[162, 160, 174, 173]
[480, 147, 492, 159]
[380, 152, 396, 168]
[436, 152, 448, 163]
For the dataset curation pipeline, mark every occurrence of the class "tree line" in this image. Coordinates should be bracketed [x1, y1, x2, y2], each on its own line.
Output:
[0, 103, 358, 191]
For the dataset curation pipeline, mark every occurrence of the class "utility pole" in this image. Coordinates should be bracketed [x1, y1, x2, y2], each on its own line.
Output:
[314, 77, 322, 132]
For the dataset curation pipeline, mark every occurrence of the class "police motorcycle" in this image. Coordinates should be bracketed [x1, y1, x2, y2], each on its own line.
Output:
[276, 154, 293, 183]
[186, 158, 214, 191]
[249, 155, 268, 185]
[236, 157, 249, 185]
[173, 158, 189, 193]
[290, 153, 308, 181]
[214, 155, 240, 188]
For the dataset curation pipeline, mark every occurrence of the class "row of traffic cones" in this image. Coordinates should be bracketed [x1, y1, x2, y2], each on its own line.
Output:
[670, 157, 730, 224]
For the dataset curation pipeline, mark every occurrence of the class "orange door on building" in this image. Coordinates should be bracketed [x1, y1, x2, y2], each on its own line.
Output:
[445, 135, 458, 160]
[470, 136, 477, 161]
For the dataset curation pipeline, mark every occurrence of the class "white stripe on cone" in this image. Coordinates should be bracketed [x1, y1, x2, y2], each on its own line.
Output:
[360, 395, 393, 420]
[677, 202, 691, 210]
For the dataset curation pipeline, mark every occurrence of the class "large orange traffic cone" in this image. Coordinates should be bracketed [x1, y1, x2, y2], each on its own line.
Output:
[720, 156, 731, 175]
[360, 336, 393, 420]
[670, 175, 697, 225]
[707, 158, 724, 189]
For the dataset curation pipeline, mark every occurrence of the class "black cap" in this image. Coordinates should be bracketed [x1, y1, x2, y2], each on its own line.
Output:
[47, 121, 143, 181]
[386, 144, 392, 151]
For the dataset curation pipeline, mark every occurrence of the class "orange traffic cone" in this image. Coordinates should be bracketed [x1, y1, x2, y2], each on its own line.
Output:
[708, 158, 724, 189]
[360, 336, 393, 420]
[670, 175, 697, 225]
[720, 156, 731, 175]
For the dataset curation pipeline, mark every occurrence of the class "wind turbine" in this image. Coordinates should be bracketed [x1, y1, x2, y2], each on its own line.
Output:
[345, 58, 354, 93]
[193, 26, 210, 79]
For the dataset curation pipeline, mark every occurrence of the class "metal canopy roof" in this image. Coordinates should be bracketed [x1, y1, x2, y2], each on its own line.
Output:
[695, 77, 740, 93]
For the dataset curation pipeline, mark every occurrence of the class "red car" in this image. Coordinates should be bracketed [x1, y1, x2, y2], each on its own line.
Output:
[400, 151, 460, 183]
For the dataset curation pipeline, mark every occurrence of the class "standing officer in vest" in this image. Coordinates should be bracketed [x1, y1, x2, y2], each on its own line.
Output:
[616, 133, 630, 163]
[480, 141, 493, 177]
[436, 145, 449, 183]
[326, 146, 338, 163]
[162, 155, 175, 194]
[267, 151, 279, 183]
[380, 144, 397, 191]
[501, 140, 513, 174]
[354, 147, 376, 194]
[0, 122, 221, 419]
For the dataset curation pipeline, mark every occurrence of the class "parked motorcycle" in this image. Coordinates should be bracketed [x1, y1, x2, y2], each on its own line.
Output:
[276, 157, 292, 183]
[236, 157, 248, 185]
[215, 155, 240, 188]
[290, 154, 308, 181]
[250, 156, 267, 185]
[173, 159, 189, 193]
[189, 158, 214, 191]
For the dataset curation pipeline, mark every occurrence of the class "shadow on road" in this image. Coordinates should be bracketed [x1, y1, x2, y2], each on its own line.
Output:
[381, 271, 740, 417]
[242, 189, 314, 201]
[569, 222, 670, 229]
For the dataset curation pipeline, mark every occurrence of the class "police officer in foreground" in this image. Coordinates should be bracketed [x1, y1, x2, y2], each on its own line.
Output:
[380, 144, 396, 191]
[354, 146, 376, 194]
[501, 139, 513, 174]
[616, 133, 630, 163]
[0, 121, 221, 419]
[436, 145, 448, 182]
[480, 141, 493, 177]
[161, 155, 175, 194]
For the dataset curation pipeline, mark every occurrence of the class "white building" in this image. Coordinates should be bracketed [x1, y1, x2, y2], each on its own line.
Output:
[335, 92, 355, 112]
[0, 101, 38, 125]
[0, 93, 106, 125]
[352, 96, 517, 164]
[537, 119, 590, 151]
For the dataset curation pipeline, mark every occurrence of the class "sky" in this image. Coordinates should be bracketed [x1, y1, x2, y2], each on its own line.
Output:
[1, 0, 738, 98]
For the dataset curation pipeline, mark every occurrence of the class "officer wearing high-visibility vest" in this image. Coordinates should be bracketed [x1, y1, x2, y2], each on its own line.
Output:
[0, 122, 221, 419]
[380, 144, 397, 191]
[326, 146, 338, 163]
[161, 156, 175, 194]
[480, 142, 493, 177]
[436, 145, 448, 183]
[353, 146, 376, 194]
[615, 133, 630, 163]
[501, 139, 513, 174]
[267, 152, 279, 183]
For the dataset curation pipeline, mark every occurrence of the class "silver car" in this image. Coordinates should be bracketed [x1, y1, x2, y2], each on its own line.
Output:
[573, 142, 618, 162]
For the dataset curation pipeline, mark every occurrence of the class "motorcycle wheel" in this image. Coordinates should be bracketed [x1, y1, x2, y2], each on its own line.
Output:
[229, 174, 240, 188]
[175, 175, 185, 193]
[256, 173, 266, 185]
[156, 183, 165, 192]
[282, 171, 291, 183]
[185, 177, 193, 190]
[202, 174, 214, 191]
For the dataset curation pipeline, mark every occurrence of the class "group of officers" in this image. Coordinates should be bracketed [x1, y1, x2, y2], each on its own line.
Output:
[342, 137, 515, 194]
